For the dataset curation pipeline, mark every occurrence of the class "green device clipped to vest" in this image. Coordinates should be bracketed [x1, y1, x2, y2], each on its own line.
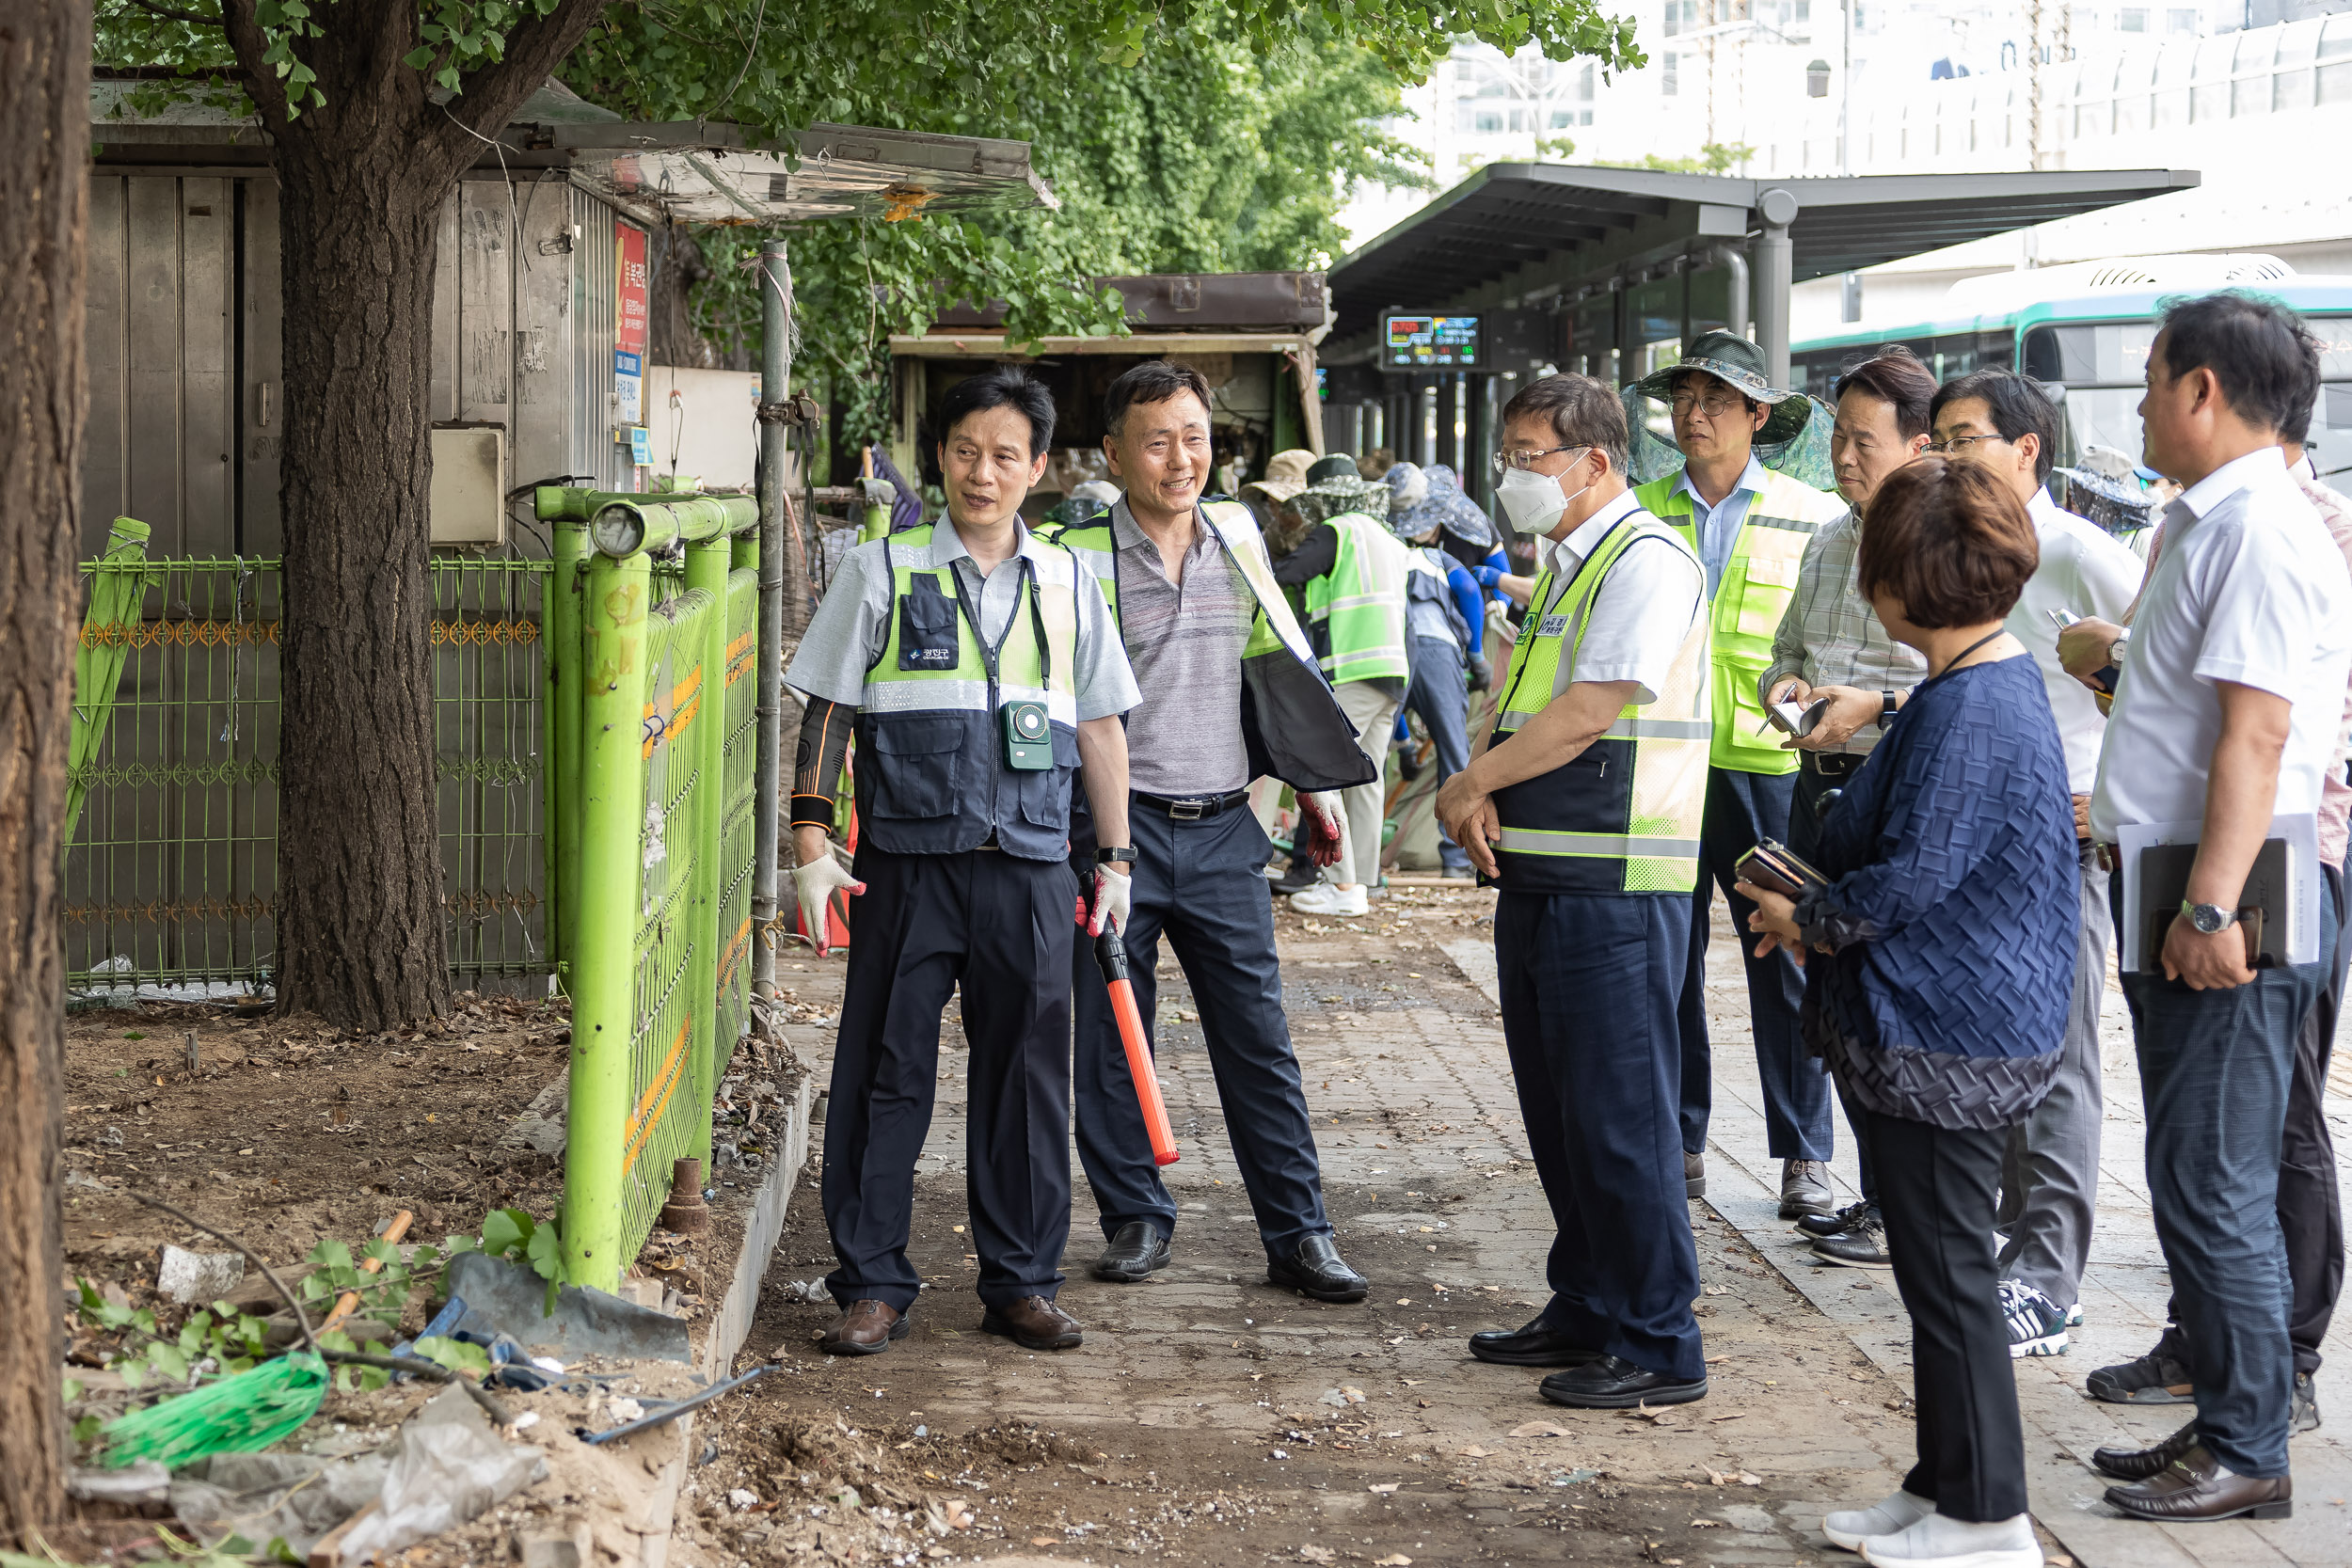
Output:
[1003, 700, 1053, 770]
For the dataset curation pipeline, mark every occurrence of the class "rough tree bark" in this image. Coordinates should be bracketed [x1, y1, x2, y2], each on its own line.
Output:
[0, 0, 90, 1542]
[217, 0, 604, 1029]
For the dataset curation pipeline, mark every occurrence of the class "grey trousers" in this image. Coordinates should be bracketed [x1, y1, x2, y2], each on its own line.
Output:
[1332, 679, 1402, 889]
[1996, 859, 2109, 1309]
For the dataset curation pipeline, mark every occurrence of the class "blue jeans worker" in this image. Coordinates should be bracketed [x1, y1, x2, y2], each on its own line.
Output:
[1053, 367, 1376, 1301]
[784, 368, 1141, 1357]
[1438, 375, 1713, 1409]
[1385, 461, 1497, 878]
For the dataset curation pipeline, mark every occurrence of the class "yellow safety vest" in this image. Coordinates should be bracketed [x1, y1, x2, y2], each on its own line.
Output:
[1636, 468, 1846, 774]
[1490, 509, 1710, 895]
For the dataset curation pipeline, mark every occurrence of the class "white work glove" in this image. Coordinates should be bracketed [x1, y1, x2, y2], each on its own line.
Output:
[1087, 865, 1132, 937]
[792, 853, 865, 957]
[1298, 794, 1345, 869]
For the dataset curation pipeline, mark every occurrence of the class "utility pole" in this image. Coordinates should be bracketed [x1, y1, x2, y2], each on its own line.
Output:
[2028, 0, 2045, 170]
[1839, 0, 1853, 174]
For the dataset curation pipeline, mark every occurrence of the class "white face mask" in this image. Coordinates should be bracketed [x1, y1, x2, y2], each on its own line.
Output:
[1495, 455, 1594, 537]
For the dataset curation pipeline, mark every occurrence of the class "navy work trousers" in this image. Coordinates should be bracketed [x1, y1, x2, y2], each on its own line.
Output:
[821, 846, 1077, 1314]
[2118, 876, 2338, 1479]
[1072, 803, 1332, 1254]
[1678, 764, 1832, 1161]
[1496, 889, 1706, 1381]
[1404, 636, 1474, 873]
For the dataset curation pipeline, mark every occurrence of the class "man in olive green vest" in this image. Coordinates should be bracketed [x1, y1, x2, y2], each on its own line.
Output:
[1629, 331, 1848, 1221]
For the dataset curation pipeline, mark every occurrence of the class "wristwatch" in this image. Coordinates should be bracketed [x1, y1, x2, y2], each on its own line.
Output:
[2181, 899, 2240, 934]
[1876, 690, 1899, 729]
[1095, 846, 1137, 865]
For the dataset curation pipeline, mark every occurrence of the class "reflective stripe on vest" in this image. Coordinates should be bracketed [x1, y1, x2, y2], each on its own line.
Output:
[1636, 468, 1846, 775]
[1304, 513, 1409, 683]
[1488, 511, 1710, 895]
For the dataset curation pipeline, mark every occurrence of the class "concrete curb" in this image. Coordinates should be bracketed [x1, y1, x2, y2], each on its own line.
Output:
[640, 1073, 815, 1568]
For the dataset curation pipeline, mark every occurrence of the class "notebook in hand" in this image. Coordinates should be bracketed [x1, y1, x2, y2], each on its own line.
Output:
[2136, 837, 2291, 970]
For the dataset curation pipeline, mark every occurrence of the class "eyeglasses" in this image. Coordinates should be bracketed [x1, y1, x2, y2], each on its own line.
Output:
[1492, 445, 1591, 475]
[1668, 391, 1746, 419]
[1925, 434, 2008, 454]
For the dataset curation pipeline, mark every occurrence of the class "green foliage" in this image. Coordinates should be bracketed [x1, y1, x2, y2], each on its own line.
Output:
[1534, 133, 1580, 160]
[94, 0, 1642, 410]
[68, 1206, 532, 1401]
[1596, 139, 1756, 174]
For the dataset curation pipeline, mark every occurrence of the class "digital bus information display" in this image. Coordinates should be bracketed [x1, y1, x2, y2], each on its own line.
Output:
[1382, 313, 1482, 371]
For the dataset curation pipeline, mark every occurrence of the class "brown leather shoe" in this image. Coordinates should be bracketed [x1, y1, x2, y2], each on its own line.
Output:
[979, 1294, 1084, 1351]
[2092, 1418, 2197, 1481]
[818, 1299, 910, 1355]
[2103, 1442, 2292, 1521]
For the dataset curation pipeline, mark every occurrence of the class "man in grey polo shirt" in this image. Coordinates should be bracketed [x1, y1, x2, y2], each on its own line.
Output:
[1052, 361, 1376, 1302]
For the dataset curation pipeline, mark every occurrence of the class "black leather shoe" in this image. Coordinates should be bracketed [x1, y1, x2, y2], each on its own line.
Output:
[2092, 1418, 2197, 1481]
[1797, 1199, 1871, 1239]
[1268, 864, 1321, 895]
[1468, 1318, 1602, 1368]
[1091, 1221, 1170, 1283]
[2103, 1443, 2291, 1522]
[1266, 1234, 1368, 1303]
[1539, 1354, 1708, 1410]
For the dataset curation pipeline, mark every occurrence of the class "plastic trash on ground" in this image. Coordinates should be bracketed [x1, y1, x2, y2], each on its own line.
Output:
[336, 1385, 546, 1563]
[173, 1450, 394, 1558]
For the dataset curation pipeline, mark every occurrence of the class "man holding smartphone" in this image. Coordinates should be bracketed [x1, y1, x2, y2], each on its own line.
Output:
[1929, 370, 2143, 1360]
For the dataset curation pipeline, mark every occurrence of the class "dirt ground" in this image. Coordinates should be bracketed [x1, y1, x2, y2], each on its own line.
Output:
[674, 892, 1932, 1568]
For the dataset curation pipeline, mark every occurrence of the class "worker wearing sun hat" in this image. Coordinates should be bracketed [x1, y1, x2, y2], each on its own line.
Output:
[1268, 454, 1411, 915]
[1629, 330, 1848, 1225]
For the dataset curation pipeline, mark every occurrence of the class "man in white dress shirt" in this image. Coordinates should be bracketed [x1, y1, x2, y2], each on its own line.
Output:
[1929, 369, 2145, 1360]
[1435, 375, 1715, 1411]
[2080, 293, 2351, 1523]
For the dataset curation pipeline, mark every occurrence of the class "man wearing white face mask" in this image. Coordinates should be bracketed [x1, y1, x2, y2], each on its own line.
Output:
[1436, 374, 1715, 1410]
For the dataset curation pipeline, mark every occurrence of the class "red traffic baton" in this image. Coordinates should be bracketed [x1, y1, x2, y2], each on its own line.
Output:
[1093, 926, 1180, 1167]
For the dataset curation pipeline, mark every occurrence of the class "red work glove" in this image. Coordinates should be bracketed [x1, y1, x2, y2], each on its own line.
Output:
[1300, 794, 1344, 868]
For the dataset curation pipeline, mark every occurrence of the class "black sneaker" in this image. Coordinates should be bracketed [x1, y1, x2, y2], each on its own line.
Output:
[1810, 1208, 1890, 1269]
[2294, 1372, 2320, 1434]
[1267, 865, 1321, 895]
[2085, 1345, 2196, 1405]
[1797, 1199, 1871, 1240]
[1996, 1279, 2069, 1358]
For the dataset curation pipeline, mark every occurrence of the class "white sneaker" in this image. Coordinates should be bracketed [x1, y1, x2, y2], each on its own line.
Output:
[1859, 1513, 2039, 1568]
[1823, 1490, 1934, 1553]
[1290, 882, 1369, 916]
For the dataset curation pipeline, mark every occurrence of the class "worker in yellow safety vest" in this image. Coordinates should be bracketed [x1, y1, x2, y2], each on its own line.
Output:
[1628, 330, 1849, 1226]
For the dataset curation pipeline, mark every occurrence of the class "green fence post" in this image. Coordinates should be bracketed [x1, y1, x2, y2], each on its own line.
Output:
[66, 517, 155, 859]
[684, 537, 731, 1171]
[548, 516, 588, 975]
[562, 550, 651, 1291]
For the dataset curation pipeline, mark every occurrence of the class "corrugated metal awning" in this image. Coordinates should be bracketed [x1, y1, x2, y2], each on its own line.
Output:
[88, 79, 1056, 224]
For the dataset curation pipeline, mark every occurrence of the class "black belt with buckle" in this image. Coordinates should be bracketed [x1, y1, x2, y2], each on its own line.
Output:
[1133, 789, 1249, 821]
[1800, 752, 1865, 779]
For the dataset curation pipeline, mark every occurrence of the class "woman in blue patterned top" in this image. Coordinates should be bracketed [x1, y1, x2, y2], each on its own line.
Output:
[1740, 457, 2075, 1568]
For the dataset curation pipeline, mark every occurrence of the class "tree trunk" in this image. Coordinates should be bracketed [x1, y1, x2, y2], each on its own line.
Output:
[214, 0, 604, 1031]
[267, 143, 453, 1029]
[0, 0, 90, 1541]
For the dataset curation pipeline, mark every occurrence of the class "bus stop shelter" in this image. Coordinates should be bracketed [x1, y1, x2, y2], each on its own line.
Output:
[1321, 164, 2198, 500]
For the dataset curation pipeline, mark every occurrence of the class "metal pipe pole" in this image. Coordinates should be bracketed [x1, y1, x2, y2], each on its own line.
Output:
[1753, 188, 1800, 390]
[563, 551, 652, 1291]
[752, 239, 790, 1006]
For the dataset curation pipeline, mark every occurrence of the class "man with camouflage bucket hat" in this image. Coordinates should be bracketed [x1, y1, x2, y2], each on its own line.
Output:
[1270, 454, 1412, 915]
[1630, 330, 1850, 1225]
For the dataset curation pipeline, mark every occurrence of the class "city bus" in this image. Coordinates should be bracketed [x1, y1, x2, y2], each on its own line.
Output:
[1790, 261, 2352, 485]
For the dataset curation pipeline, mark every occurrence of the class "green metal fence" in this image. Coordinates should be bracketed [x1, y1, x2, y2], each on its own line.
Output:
[550, 493, 766, 1289]
[64, 549, 553, 992]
